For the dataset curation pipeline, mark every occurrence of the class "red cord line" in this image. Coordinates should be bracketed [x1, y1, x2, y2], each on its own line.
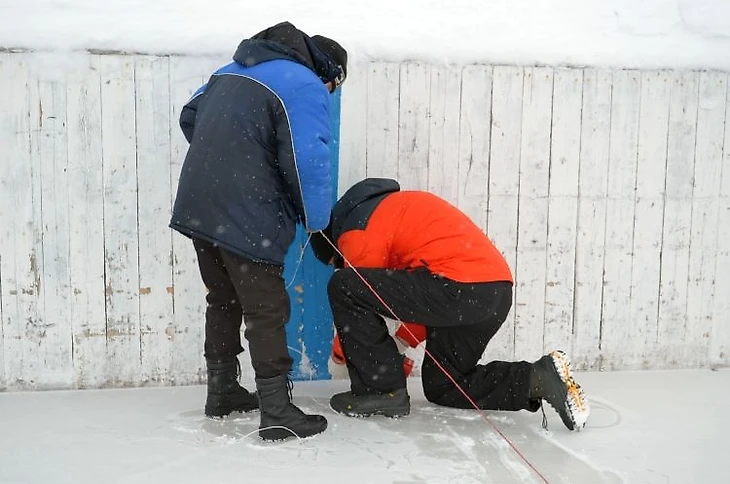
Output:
[324, 234, 550, 484]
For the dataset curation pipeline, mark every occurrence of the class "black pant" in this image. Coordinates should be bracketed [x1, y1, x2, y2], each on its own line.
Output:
[328, 268, 538, 412]
[193, 238, 292, 378]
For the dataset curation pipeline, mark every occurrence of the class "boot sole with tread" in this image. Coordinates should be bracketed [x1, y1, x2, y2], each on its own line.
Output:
[545, 350, 590, 431]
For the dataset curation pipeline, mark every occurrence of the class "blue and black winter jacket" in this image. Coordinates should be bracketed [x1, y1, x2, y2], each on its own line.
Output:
[170, 22, 340, 264]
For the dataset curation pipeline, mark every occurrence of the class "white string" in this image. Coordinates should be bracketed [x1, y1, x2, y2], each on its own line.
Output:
[285, 232, 313, 289]
[318, 231, 552, 483]
[239, 425, 306, 443]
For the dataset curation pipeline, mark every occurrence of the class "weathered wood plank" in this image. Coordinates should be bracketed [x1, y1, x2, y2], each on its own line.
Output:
[626, 71, 671, 368]
[656, 72, 699, 367]
[366, 62, 400, 180]
[31, 58, 75, 387]
[428, 65, 461, 205]
[599, 70, 641, 369]
[711, 76, 730, 367]
[543, 68, 583, 355]
[572, 69, 612, 370]
[398, 62, 430, 190]
[135, 55, 174, 384]
[457, 65, 492, 232]
[10, 56, 50, 389]
[99, 55, 141, 385]
[338, 61, 368, 195]
[66, 55, 108, 388]
[513, 67, 553, 361]
[685, 72, 726, 366]
[487, 66, 524, 362]
[0, 54, 34, 389]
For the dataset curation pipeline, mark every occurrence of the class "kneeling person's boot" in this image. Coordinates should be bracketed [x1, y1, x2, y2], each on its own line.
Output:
[530, 350, 589, 431]
[256, 374, 328, 441]
[330, 388, 410, 418]
[205, 358, 259, 418]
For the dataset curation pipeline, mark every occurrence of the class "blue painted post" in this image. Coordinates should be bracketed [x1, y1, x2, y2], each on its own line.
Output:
[283, 89, 341, 380]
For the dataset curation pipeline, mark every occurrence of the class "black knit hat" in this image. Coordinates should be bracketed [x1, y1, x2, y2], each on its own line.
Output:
[312, 35, 347, 88]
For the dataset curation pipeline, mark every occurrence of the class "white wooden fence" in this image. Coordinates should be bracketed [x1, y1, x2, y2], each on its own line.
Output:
[1, 52, 728, 390]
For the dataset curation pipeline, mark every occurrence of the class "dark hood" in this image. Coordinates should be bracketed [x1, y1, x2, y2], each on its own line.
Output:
[309, 178, 399, 267]
[233, 21, 343, 84]
[331, 178, 401, 242]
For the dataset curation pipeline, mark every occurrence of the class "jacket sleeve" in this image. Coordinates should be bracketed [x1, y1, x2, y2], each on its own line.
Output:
[275, 82, 332, 232]
[179, 83, 207, 143]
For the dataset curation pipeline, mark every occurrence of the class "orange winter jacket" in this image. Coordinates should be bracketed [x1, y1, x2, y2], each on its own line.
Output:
[328, 178, 513, 363]
[334, 182, 513, 284]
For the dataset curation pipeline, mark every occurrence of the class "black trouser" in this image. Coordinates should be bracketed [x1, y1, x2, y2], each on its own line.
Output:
[193, 238, 292, 378]
[328, 268, 538, 412]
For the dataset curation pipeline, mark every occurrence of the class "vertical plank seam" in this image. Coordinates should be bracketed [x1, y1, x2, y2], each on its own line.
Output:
[656, 71, 675, 342]
[486, 66, 494, 233]
[38, 78, 49, 370]
[18, 61, 28, 384]
[425, 63, 433, 191]
[683, 73, 702, 345]
[395, 64, 402, 183]
[628, 72, 643, 311]
[571, 70, 587, 345]
[0, 55, 10, 388]
[426, 66, 434, 193]
[512, 67, 526, 359]
[708, 73, 729, 363]
[167, 57, 176, 318]
[64, 74, 75, 379]
[598, 72, 615, 353]
[3, 61, 14, 385]
[456, 66, 466, 208]
[59, 81, 72, 380]
[540, 68, 556, 353]
[99, 57, 110, 364]
[512, 68, 527, 358]
[396, 63, 405, 182]
[510, 68, 520, 357]
[164, 55, 174, 380]
[363, 63, 370, 176]
[485, 67, 495, 235]
[21, 64, 32, 382]
[455, 67, 464, 204]
[0, 251, 4, 387]
[133, 57, 143, 369]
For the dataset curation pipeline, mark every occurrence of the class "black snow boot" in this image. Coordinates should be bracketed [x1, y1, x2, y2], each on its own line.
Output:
[256, 374, 328, 441]
[330, 388, 410, 418]
[205, 358, 259, 418]
[529, 350, 589, 431]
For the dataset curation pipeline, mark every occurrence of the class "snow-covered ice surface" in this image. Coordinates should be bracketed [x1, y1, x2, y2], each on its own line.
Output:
[1, 368, 727, 483]
[1, 0, 729, 70]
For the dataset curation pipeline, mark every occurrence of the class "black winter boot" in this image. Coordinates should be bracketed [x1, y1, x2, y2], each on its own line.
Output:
[330, 388, 410, 418]
[530, 350, 589, 431]
[256, 374, 328, 441]
[205, 358, 259, 418]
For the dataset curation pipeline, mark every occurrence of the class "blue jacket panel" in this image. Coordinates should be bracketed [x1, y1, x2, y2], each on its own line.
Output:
[170, 54, 332, 264]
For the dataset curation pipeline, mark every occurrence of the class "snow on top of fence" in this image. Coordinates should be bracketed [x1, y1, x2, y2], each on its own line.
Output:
[1, 0, 729, 70]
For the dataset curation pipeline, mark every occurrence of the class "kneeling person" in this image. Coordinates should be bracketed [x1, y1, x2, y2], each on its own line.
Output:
[311, 178, 589, 431]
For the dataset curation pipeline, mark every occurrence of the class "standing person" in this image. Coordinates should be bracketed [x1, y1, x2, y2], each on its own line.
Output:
[170, 21, 347, 441]
[310, 178, 589, 431]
